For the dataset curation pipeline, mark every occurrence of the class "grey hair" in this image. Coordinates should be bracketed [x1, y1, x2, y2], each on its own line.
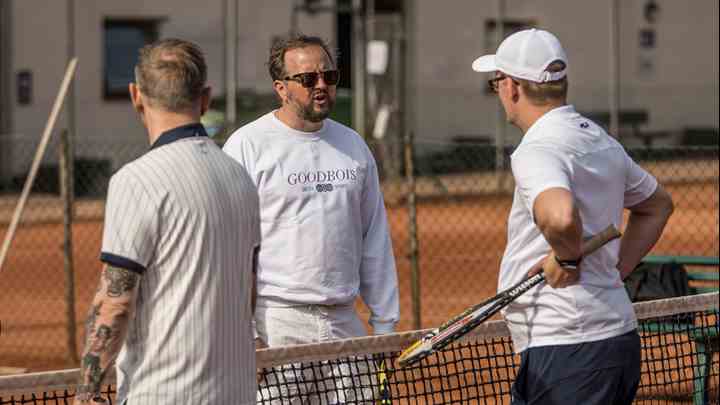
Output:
[134, 38, 207, 111]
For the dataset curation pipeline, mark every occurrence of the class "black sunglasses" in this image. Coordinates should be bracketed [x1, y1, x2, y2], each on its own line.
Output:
[283, 70, 340, 88]
[487, 74, 518, 93]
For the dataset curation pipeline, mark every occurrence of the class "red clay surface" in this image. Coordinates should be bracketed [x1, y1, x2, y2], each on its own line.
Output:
[0, 181, 717, 373]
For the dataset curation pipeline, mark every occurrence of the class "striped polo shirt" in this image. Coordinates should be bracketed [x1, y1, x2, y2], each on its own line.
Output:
[100, 123, 260, 405]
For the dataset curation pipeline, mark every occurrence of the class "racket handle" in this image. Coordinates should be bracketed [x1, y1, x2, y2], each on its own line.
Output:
[581, 224, 622, 255]
[534, 224, 621, 280]
[503, 271, 545, 298]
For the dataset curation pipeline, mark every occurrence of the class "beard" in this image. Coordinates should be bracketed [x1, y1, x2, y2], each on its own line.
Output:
[289, 91, 335, 123]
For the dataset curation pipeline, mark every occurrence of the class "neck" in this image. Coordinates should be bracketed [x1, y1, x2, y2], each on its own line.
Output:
[143, 108, 201, 145]
[275, 106, 323, 132]
[517, 101, 566, 134]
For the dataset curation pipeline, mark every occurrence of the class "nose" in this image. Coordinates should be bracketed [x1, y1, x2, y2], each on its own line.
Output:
[314, 73, 329, 89]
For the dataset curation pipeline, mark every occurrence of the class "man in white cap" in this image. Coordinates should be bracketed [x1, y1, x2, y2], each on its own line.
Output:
[472, 29, 674, 404]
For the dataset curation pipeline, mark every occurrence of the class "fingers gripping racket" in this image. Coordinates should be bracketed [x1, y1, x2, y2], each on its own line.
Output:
[375, 357, 391, 404]
[397, 224, 622, 368]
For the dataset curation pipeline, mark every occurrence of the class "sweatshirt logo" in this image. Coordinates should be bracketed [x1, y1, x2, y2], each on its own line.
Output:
[316, 183, 334, 192]
[287, 168, 358, 186]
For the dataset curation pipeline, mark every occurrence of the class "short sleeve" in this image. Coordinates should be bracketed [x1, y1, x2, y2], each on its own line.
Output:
[623, 151, 658, 208]
[100, 170, 159, 273]
[511, 145, 572, 216]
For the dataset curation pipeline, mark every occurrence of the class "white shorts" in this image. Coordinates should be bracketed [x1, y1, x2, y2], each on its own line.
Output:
[256, 301, 367, 345]
[256, 302, 380, 404]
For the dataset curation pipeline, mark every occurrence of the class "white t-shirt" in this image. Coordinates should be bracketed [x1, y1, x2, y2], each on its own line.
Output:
[500, 105, 658, 352]
[102, 126, 260, 405]
[223, 112, 399, 334]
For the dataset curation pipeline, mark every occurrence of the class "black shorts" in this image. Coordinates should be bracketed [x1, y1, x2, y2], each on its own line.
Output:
[511, 330, 641, 405]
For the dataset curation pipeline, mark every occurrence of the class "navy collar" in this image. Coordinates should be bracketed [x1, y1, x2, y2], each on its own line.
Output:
[151, 123, 208, 150]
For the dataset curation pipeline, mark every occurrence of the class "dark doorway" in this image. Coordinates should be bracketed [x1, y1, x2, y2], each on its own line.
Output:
[335, 0, 403, 90]
[336, 1, 353, 90]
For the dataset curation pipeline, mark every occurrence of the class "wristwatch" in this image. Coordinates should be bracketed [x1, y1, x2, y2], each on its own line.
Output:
[555, 255, 582, 271]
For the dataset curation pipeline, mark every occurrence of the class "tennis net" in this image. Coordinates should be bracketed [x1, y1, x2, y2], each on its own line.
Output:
[1, 293, 717, 404]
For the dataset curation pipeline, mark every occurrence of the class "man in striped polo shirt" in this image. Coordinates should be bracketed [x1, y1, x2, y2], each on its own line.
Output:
[74, 39, 260, 405]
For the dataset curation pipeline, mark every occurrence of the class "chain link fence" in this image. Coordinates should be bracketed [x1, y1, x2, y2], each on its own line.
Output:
[385, 140, 719, 331]
[0, 133, 717, 372]
[0, 135, 146, 372]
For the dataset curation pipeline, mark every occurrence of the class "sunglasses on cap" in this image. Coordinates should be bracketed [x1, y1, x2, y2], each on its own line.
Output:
[283, 70, 340, 88]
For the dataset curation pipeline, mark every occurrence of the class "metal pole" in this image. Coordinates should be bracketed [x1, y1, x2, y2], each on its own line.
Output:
[224, 0, 238, 131]
[67, 0, 77, 147]
[0, 1, 10, 135]
[402, 0, 415, 166]
[352, 0, 366, 137]
[400, 1, 419, 328]
[0, 0, 12, 183]
[404, 130, 421, 330]
[390, 13, 404, 180]
[290, 0, 299, 35]
[66, 0, 76, 192]
[64, 0, 79, 365]
[495, 0, 506, 190]
[59, 130, 78, 365]
[609, 0, 620, 137]
[366, 0, 376, 118]
[366, 0, 375, 39]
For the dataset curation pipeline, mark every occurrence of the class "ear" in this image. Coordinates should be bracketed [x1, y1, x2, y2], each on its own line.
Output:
[510, 80, 521, 103]
[273, 80, 288, 104]
[129, 83, 144, 114]
[200, 86, 211, 116]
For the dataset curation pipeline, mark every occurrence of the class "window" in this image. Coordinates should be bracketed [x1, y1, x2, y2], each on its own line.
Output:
[103, 18, 162, 100]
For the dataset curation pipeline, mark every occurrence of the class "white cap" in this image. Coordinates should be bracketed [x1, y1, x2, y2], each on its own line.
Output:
[472, 28, 568, 83]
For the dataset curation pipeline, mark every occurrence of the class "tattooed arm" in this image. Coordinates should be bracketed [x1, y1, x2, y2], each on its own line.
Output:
[74, 265, 140, 404]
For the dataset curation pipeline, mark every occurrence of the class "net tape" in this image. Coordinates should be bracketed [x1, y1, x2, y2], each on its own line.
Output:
[1, 292, 718, 404]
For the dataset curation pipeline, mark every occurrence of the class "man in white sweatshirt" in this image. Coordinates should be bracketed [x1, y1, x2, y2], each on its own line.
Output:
[223, 33, 399, 403]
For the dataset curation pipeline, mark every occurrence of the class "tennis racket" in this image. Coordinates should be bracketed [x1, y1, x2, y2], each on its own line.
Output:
[397, 224, 622, 368]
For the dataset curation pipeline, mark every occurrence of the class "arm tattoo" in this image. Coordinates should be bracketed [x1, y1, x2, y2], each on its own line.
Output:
[77, 265, 140, 400]
[84, 303, 102, 335]
[91, 324, 112, 352]
[84, 353, 102, 387]
[104, 266, 139, 297]
[76, 353, 103, 400]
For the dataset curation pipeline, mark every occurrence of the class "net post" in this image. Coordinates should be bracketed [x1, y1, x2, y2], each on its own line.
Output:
[59, 129, 79, 365]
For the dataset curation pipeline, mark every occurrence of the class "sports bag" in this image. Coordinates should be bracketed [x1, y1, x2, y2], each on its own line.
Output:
[624, 261, 689, 302]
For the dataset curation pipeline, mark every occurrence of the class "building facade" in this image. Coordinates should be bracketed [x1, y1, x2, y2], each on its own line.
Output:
[0, 0, 717, 187]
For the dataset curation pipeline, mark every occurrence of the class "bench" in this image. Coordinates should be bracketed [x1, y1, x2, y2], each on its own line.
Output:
[582, 109, 672, 148]
[637, 255, 719, 405]
[584, 109, 647, 135]
[682, 127, 719, 147]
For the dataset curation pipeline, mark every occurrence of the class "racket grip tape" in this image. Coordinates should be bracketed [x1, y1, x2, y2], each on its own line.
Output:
[581, 224, 622, 255]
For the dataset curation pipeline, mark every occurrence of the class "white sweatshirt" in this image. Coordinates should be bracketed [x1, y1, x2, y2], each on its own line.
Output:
[223, 112, 399, 334]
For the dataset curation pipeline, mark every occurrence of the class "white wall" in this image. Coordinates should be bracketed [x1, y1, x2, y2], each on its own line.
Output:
[239, 1, 335, 94]
[4, 0, 718, 177]
[410, 0, 719, 150]
[4, 0, 334, 176]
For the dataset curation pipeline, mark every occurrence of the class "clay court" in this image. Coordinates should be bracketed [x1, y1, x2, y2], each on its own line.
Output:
[1, 167, 717, 373]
